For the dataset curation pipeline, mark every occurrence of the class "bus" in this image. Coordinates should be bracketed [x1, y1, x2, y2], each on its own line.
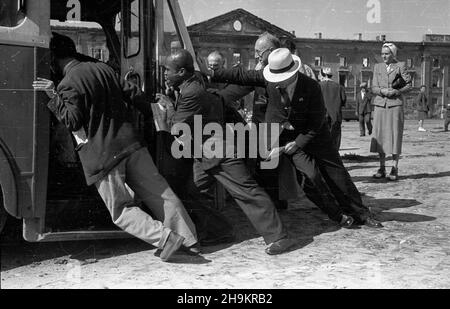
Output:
[0, 0, 204, 242]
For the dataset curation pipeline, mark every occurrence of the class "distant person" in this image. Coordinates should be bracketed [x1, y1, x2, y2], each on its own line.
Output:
[415, 85, 429, 132]
[33, 33, 199, 262]
[319, 67, 347, 150]
[281, 38, 317, 80]
[371, 43, 412, 181]
[444, 86, 450, 132]
[356, 82, 373, 136]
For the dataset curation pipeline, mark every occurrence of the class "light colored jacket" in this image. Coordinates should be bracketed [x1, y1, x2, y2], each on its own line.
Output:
[372, 61, 412, 108]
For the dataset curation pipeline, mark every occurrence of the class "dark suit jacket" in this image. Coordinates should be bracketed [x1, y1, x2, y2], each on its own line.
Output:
[48, 60, 147, 185]
[213, 67, 330, 150]
[356, 91, 372, 115]
[319, 80, 346, 123]
[372, 61, 412, 108]
[170, 75, 226, 170]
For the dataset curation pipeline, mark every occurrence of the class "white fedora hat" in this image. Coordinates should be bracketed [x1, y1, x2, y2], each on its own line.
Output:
[263, 48, 301, 83]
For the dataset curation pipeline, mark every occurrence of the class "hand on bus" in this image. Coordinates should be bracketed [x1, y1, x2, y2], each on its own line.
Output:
[196, 55, 213, 77]
[32, 77, 56, 99]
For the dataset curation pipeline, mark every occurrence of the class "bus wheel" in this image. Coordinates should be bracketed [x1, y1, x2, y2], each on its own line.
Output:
[0, 194, 7, 234]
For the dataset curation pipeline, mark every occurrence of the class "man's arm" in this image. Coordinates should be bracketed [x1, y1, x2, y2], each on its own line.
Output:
[212, 66, 266, 87]
[294, 82, 326, 149]
[121, 79, 152, 118]
[217, 84, 254, 104]
[47, 83, 85, 132]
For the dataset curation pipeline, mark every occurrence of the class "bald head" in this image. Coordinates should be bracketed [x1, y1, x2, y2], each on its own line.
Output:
[165, 49, 195, 88]
[167, 49, 195, 74]
[207, 51, 225, 70]
[255, 32, 280, 67]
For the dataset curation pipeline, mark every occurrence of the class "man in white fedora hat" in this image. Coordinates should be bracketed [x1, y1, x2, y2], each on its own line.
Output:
[207, 48, 383, 229]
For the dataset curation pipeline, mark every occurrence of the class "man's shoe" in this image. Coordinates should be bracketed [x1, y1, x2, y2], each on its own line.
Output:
[181, 243, 202, 256]
[373, 168, 386, 179]
[265, 238, 297, 255]
[364, 217, 383, 228]
[387, 167, 398, 181]
[360, 134, 366, 137]
[339, 214, 354, 228]
[160, 232, 185, 262]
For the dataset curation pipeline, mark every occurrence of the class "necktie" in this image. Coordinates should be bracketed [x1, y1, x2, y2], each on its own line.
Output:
[278, 88, 294, 131]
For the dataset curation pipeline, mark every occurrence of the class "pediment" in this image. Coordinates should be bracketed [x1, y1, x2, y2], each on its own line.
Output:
[188, 8, 294, 38]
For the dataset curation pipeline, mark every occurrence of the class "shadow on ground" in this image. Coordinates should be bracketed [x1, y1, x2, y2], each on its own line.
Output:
[363, 196, 436, 223]
[352, 171, 450, 183]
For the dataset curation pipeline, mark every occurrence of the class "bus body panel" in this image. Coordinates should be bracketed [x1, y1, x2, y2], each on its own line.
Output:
[0, 44, 50, 221]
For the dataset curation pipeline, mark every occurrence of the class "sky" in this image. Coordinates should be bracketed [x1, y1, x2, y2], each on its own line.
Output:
[179, 0, 450, 42]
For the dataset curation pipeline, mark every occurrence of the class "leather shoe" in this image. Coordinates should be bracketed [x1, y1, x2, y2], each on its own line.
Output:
[160, 232, 185, 262]
[265, 238, 297, 255]
[373, 168, 386, 179]
[364, 217, 383, 228]
[181, 243, 202, 256]
[387, 167, 398, 181]
[339, 214, 354, 228]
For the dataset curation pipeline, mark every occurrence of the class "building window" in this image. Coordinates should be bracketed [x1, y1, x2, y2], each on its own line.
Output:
[314, 56, 323, 67]
[339, 72, 348, 87]
[339, 57, 347, 67]
[407, 58, 413, 68]
[362, 57, 370, 68]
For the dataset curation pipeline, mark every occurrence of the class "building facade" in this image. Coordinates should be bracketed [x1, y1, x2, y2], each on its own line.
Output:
[52, 9, 450, 118]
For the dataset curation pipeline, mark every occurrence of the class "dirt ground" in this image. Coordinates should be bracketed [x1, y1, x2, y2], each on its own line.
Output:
[1, 119, 449, 289]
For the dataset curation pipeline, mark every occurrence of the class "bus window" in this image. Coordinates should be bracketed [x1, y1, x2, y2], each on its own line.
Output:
[0, 0, 26, 27]
[124, 0, 140, 58]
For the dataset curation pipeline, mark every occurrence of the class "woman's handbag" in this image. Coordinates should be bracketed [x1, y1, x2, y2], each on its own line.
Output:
[392, 73, 407, 90]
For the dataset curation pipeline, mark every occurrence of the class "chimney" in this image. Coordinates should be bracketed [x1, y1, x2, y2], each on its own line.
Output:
[358, 33, 363, 41]
[315, 32, 322, 39]
[291, 30, 296, 36]
[381, 34, 386, 41]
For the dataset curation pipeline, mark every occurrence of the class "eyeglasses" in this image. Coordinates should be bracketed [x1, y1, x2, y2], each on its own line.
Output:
[255, 48, 271, 59]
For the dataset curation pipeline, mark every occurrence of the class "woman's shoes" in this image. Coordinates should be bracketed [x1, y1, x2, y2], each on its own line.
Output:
[372, 168, 386, 179]
[373, 167, 398, 181]
[387, 167, 398, 181]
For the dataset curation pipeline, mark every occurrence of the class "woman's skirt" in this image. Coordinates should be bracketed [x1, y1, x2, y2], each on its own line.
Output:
[370, 105, 404, 155]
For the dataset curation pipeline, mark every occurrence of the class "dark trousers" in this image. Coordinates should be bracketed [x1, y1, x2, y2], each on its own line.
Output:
[193, 158, 287, 245]
[162, 154, 234, 243]
[445, 110, 450, 131]
[287, 143, 370, 223]
[328, 118, 342, 151]
[359, 113, 373, 136]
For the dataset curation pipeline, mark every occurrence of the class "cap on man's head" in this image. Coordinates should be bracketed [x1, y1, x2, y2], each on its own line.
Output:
[321, 67, 333, 77]
[50, 32, 77, 58]
[360, 82, 368, 89]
